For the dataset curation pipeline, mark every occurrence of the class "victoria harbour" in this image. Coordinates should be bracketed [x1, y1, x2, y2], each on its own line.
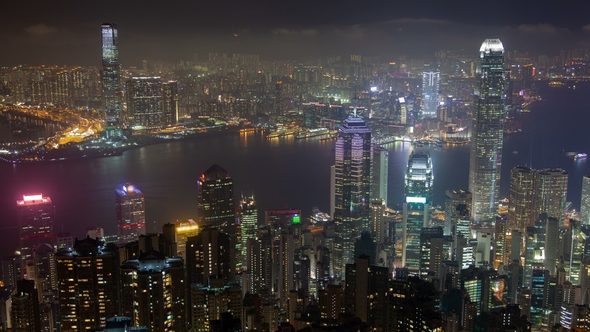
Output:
[1, 82, 589, 256]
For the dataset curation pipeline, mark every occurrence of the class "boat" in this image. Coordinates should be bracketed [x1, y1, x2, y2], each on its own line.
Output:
[575, 153, 587, 160]
[548, 81, 565, 88]
[295, 128, 330, 139]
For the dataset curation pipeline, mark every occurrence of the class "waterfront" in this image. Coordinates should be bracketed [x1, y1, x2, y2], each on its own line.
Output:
[0, 82, 589, 256]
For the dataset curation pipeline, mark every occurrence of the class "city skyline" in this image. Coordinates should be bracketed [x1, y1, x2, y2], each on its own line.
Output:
[2, 1, 590, 66]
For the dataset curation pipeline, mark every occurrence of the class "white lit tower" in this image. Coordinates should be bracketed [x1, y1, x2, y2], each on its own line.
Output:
[402, 150, 433, 274]
[101, 23, 122, 125]
[581, 174, 590, 225]
[333, 109, 372, 274]
[115, 184, 146, 243]
[239, 194, 258, 270]
[422, 64, 440, 118]
[468, 39, 506, 224]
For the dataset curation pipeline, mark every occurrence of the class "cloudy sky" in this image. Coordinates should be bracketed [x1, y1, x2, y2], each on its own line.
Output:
[2, 0, 590, 66]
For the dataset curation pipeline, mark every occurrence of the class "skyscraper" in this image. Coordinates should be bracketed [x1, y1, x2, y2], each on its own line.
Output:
[371, 145, 389, 206]
[533, 168, 568, 225]
[197, 164, 235, 230]
[126, 76, 163, 127]
[581, 174, 590, 225]
[239, 194, 258, 269]
[508, 165, 535, 234]
[444, 189, 472, 236]
[16, 193, 55, 262]
[469, 39, 506, 223]
[422, 64, 440, 118]
[403, 150, 433, 273]
[115, 183, 146, 243]
[333, 112, 372, 271]
[162, 80, 179, 126]
[101, 23, 122, 124]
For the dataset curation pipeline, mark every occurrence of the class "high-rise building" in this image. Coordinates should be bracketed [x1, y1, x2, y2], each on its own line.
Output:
[10, 280, 41, 332]
[239, 194, 258, 269]
[115, 184, 146, 243]
[162, 81, 179, 126]
[197, 164, 235, 231]
[174, 219, 199, 260]
[371, 145, 389, 206]
[508, 166, 535, 234]
[533, 168, 568, 225]
[16, 193, 55, 262]
[468, 39, 506, 223]
[190, 279, 242, 332]
[334, 113, 372, 272]
[126, 76, 163, 127]
[101, 23, 122, 124]
[120, 251, 184, 332]
[403, 150, 433, 273]
[581, 174, 590, 225]
[185, 227, 232, 286]
[56, 237, 120, 332]
[444, 190, 472, 236]
[420, 227, 444, 285]
[422, 64, 440, 118]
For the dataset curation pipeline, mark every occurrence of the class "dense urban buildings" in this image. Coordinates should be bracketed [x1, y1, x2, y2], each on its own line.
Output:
[468, 38, 506, 224]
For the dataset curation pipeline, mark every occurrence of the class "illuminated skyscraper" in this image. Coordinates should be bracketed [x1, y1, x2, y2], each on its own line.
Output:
[469, 39, 506, 223]
[162, 81, 179, 126]
[371, 145, 389, 207]
[508, 165, 535, 234]
[101, 23, 122, 124]
[16, 193, 55, 261]
[533, 168, 568, 225]
[333, 112, 372, 272]
[239, 194, 258, 269]
[444, 189, 472, 236]
[402, 150, 433, 273]
[422, 64, 440, 118]
[115, 184, 146, 243]
[581, 174, 590, 225]
[126, 76, 163, 127]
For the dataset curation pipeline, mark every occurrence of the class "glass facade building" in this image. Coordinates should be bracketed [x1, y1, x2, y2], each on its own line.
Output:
[334, 114, 372, 273]
[115, 183, 146, 243]
[421, 65, 440, 118]
[468, 39, 506, 223]
[101, 23, 122, 124]
[127, 77, 163, 127]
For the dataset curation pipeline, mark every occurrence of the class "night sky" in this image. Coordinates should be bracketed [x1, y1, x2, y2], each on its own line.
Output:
[1, 0, 590, 66]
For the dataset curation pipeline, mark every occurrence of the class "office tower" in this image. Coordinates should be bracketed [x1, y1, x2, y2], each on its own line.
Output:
[174, 219, 199, 259]
[126, 76, 163, 127]
[239, 194, 258, 269]
[530, 268, 548, 327]
[422, 64, 440, 118]
[370, 199, 386, 244]
[16, 193, 55, 261]
[334, 113, 372, 272]
[10, 280, 41, 332]
[101, 23, 122, 124]
[468, 39, 506, 223]
[387, 277, 442, 331]
[444, 190, 472, 236]
[581, 174, 590, 225]
[533, 168, 568, 224]
[162, 80, 178, 125]
[56, 237, 120, 331]
[161, 223, 178, 257]
[120, 251, 184, 332]
[371, 146, 389, 206]
[197, 164, 235, 232]
[115, 183, 146, 243]
[190, 279, 242, 332]
[246, 227, 272, 295]
[420, 227, 444, 287]
[185, 227, 232, 286]
[508, 165, 535, 235]
[344, 255, 388, 329]
[1, 255, 22, 289]
[32, 243, 57, 300]
[277, 231, 295, 308]
[402, 150, 433, 273]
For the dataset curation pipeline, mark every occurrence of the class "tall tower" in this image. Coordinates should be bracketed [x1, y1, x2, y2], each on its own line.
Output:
[239, 194, 258, 270]
[101, 23, 122, 124]
[468, 39, 506, 223]
[444, 189, 472, 236]
[581, 174, 590, 225]
[162, 81, 179, 126]
[402, 150, 433, 273]
[197, 164, 235, 231]
[508, 166, 535, 234]
[115, 183, 146, 244]
[533, 168, 568, 224]
[16, 193, 55, 262]
[421, 64, 440, 118]
[333, 113, 372, 272]
[126, 76, 163, 127]
[371, 145, 389, 206]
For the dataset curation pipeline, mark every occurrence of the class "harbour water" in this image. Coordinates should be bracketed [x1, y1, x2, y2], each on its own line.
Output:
[0, 82, 589, 256]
